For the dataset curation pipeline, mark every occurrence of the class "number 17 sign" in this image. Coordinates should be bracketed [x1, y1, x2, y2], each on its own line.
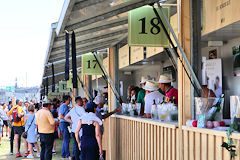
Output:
[128, 6, 169, 47]
[82, 53, 103, 75]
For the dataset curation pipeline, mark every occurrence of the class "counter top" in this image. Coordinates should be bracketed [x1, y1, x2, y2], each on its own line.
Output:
[182, 126, 240, 139]
[112, 114, 178, 129]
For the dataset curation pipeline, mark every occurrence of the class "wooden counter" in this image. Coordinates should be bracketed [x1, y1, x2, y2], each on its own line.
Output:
[113, 115, 179, 160]
[182, 126, 240, 160]
[102, 113, 240, 160]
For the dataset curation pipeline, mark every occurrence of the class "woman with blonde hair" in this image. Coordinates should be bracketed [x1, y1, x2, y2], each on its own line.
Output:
[24, 104, 40, 158]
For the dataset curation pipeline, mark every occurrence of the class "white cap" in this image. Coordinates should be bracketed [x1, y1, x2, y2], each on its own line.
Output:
[93, 95, 106, 105]
[158, 75, 172, 84]
[140, 75, 151, 84]
[143, 80, 159, 91]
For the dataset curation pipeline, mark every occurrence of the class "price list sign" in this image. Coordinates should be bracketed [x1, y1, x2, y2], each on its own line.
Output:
[82, 53, 103, 75]
[128, 6, 169, 47]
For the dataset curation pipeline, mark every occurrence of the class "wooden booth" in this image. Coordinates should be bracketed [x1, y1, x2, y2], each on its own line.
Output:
[41, 0, 240, 160]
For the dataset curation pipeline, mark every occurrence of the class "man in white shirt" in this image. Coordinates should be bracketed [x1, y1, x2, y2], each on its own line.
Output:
[144, 80, 164, 118]
[64, 97, 85, 160]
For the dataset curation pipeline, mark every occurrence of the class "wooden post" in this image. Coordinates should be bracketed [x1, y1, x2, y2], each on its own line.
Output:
[178, 0, 192, 159]
[108, 47, 117, 160]
[83, 75, 89, 100]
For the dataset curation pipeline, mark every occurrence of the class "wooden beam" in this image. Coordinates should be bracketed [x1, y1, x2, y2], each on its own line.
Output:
[108, 47, 117, 160]
[178, 0, 192, 160]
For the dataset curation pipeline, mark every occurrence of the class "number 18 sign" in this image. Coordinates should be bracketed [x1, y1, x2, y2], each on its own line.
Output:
[128, 6, 169, 47]
[82, 53, 103, 75]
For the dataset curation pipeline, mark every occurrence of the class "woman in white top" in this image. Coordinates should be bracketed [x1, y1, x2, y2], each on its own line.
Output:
[75, 102, 103, 160]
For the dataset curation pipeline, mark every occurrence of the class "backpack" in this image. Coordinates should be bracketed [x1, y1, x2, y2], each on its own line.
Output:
[12, 106, 21, 122]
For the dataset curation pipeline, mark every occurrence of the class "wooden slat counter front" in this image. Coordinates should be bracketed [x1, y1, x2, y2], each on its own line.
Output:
[113, 115, 179, 160]
[182, 126, 240, 160]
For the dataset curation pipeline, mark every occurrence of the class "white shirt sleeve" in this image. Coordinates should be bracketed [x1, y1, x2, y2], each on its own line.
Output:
[144, 94, 152, 114]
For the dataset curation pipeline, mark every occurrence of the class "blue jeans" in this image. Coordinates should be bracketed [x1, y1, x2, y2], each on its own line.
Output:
[59, 122, 70, 158]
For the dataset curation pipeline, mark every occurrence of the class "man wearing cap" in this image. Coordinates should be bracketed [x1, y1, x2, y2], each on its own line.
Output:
[137, 76, 150, 115]
[144, 80, 164, 118]
[158, 75, 178, 105]
[94, 95, 118, 135]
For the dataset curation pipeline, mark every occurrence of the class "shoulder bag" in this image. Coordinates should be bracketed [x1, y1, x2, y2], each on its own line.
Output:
[22, 115, 35, 139]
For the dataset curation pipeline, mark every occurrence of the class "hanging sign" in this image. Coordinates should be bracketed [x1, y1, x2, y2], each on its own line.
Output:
[130, 47, 144, 64]
[128, 6, 169, 47]
[119, 45, 130, 69]
[92, 57, 109, 80]
[146, 47, 164, 58]
[82, 53, 103, 75]
[67, 72, 82, 88]
[67, 73, 73, 88]
[202, 0, 239, 36]
[59, 81, 70, 93]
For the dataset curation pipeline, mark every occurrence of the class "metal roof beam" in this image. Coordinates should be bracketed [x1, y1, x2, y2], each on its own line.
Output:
[72, 0, 107, 11]
[65, 0, 159, 31]
[52, 28, 127, 52]
[49, 43, 112, 62]
[55, 17, 128, 41]
[50, 36, 120, 58]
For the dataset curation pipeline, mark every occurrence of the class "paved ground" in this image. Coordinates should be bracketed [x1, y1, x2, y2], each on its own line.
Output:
[0, 134, 74, 160]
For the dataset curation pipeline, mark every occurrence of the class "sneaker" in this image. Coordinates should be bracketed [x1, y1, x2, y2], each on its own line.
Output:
[68, 157, 72, 160]
[27, 154, 34, 159]
[9, 152, 13, 155]
[33, 147, 37, 152]
[52, 150, 56, 154]
[6, 134, 8, 137]
[16, 153, 23, 158]
[24, 153, 29, 157]
[36, 153, 40, 158]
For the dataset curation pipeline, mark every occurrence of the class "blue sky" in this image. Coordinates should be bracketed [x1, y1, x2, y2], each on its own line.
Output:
[0, 0, 64, 87]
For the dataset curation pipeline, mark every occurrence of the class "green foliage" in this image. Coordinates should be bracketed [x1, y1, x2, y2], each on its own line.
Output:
[222, 123, 239, 159]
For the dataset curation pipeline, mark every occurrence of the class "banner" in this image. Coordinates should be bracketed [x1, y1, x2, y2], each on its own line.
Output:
[59, 81, 70, 93]
[82, 53, 103, 75]
[67, 73, 73, 88]
[205, 58, 222, 98]
[128, 6, 169, 47]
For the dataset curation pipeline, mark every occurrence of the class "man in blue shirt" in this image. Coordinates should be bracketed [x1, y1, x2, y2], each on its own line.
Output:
[58, 95, 71, 159]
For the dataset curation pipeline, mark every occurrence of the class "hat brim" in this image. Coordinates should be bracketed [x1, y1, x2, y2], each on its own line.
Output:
[158, 80, 172, 83]
[143, 86, 158, 91]
[140, 79, 148, 84]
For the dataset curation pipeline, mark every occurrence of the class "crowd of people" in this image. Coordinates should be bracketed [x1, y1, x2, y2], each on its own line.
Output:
[0, 94, 120, 160]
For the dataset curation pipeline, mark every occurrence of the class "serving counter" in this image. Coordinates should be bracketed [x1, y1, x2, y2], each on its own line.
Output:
[101, 114, 240, 160]
[181, 126, 240, 160]
[102, 114, 179, 160]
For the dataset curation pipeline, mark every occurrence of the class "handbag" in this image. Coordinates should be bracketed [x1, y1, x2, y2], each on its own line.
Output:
[99, 155, 104, 160]
[22, 115, 35, 139]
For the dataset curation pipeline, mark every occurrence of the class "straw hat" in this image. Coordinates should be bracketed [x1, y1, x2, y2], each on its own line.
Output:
[140, 75, 151, 84]
[143, 80, 159, 91]
[158, 75, 172, 84]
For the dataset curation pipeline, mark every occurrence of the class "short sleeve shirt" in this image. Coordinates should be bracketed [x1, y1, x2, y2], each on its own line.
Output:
[137, 89, 146, 105]
[165, 87, 178, 106]
[9, 105, 24, 126]
[58, 103, 69, 123]
[66, 106, 85, 133]
[144, 91, 164, 114]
